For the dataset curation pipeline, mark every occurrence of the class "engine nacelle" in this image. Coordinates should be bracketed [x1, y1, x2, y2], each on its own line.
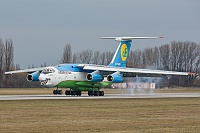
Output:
[107, 72, 123, 83]
[86, 71, 103, 82]
[27, 71, 40, 82]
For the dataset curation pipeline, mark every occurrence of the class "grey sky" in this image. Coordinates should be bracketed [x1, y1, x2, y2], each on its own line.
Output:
[0, 0, 200, 68]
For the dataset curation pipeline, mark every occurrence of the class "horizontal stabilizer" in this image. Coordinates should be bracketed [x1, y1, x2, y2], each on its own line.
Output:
[100, 36, 164, 41]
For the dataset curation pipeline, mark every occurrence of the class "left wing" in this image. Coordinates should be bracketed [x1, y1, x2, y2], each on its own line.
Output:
[78, 64, 189, 76]
[5, 67, 46, 74]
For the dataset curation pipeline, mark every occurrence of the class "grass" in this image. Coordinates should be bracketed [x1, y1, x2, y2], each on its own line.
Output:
[0, 88, 53, 95]
[0, 98, 200, 132]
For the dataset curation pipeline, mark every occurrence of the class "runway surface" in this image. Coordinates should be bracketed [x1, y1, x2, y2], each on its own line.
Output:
[0, 93, 200, 100]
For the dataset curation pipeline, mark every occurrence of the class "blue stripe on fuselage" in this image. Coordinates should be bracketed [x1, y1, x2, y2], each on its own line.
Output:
[55, 64, 92, 73]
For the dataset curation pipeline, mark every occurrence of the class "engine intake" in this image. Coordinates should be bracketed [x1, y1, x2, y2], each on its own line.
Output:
[86, 71, 103, 82]
[107, 72, 123, 83]
[27, 71, 40, 82]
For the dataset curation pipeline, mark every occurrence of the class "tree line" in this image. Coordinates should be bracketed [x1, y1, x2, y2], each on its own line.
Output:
[0, 38, 200, 88]
[61, 41, 200, 86]
[0, 39, 41, 88]
[61, 41, 200, 73]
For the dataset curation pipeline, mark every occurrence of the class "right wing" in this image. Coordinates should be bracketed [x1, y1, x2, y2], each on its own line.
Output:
[78, 64, 189, 76]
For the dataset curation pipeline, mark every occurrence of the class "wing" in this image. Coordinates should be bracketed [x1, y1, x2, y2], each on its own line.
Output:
[5, 67, 46, 74]
[78, 64, 189, 76]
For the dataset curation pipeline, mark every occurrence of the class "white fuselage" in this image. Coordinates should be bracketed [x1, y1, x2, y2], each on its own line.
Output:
[38, 66, 107, 87]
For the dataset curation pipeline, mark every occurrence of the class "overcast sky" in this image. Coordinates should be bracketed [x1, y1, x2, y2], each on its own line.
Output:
[0, 0, 200, 68]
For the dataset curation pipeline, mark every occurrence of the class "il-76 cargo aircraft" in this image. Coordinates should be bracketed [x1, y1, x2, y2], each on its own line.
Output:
[5, 36, 190, 96]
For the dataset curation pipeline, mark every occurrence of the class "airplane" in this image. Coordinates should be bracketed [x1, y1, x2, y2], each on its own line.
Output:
[5, 36, 190, 96]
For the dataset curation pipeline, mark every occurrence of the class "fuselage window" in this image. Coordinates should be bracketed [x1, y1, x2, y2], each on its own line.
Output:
[58, 71, 71, 74]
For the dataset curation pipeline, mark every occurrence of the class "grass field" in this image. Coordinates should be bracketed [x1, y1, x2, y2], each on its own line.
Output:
[0, 98, 200, 132]
[0, 88, 200, 132]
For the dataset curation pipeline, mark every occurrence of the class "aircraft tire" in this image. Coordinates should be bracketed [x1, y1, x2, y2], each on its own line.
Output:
[53, 90, 57, 95]
[53, 90, 62, 95]
[58, 90, 63, 95]
[99, 91, 104, 96]
[65, 90, 71, 95]
[76, 91, 82, 96]
[88, 91, 94, 96]
[94, 91, 99, 96]
[71, 91, 76, 96]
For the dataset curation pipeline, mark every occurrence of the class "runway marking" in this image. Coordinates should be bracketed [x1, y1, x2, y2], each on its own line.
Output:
[0, 93, 199, 100]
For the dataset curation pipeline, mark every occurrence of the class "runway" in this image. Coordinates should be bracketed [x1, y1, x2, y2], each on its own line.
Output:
[0, 93, 200, 100]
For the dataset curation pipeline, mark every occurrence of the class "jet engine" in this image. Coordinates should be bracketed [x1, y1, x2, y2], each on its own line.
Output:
[86, 71, 103, 82]
[107, 71, 123, 83]
[27, 71, 40, 82]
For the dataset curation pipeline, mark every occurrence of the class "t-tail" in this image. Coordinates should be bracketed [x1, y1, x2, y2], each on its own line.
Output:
[100, 36, 164, 68]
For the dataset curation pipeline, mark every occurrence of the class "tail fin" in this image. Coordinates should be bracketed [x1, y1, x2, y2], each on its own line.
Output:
[109, 40, 131, 67]
[100, 36, 163, 68]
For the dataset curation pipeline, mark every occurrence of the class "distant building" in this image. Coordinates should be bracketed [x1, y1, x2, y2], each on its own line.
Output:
[112, 82, 156, 89]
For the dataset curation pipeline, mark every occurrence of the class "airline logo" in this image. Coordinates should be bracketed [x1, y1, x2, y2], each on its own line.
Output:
[120, 44, 128, 61]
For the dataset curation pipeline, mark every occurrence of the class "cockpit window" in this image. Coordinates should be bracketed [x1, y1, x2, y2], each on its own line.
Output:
[42, 68, 55, 74]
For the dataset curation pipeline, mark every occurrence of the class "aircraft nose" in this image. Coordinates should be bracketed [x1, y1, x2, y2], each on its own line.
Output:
[39, 74, 53, 87]
[39, 73, 45, 81]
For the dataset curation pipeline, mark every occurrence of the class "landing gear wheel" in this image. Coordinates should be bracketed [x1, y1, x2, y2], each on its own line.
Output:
[99, 91, 104, 96]
[53, 90, 57, 95]
[65, 90, 71, 95]
[53, 89, 63, 95]
[58, 90, 63, 95]
[88, 91, 104, 96]
[88, 91, 94, 96]
[65, 90, 82, 96]
[76, 91, 82, 96]
[94, 91, 99, 96]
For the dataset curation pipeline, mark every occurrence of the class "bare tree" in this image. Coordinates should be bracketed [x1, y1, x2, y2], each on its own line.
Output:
[72, 53, 77, 63]
[127, 50, 134, 67]
[92, 51, 100, 64]
[0, 39, 4, 70]
[61, 44, 72, 63]
[0, 39, 4, 87]
[159, 44, 170, 70]
[99, 52, 106, 65]
[185, 41, 199, 72]
[4, 39, 14, 72]
[79, 50, 93, 64]
[105, 51, 114, 65]
[142, 48, 155, 67]
[153, 47, 160, 69]
[170, 41, 183, 71]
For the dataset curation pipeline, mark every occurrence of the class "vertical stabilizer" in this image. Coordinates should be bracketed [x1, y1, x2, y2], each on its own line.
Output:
[109, 40, 132, 67]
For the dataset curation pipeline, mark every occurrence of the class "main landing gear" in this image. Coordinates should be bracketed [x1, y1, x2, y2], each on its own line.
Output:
[53, 88, 63, 95]
[88, 91, 104, 96]
[52, 88, 104, 96]
[65, 90, 82, 96]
